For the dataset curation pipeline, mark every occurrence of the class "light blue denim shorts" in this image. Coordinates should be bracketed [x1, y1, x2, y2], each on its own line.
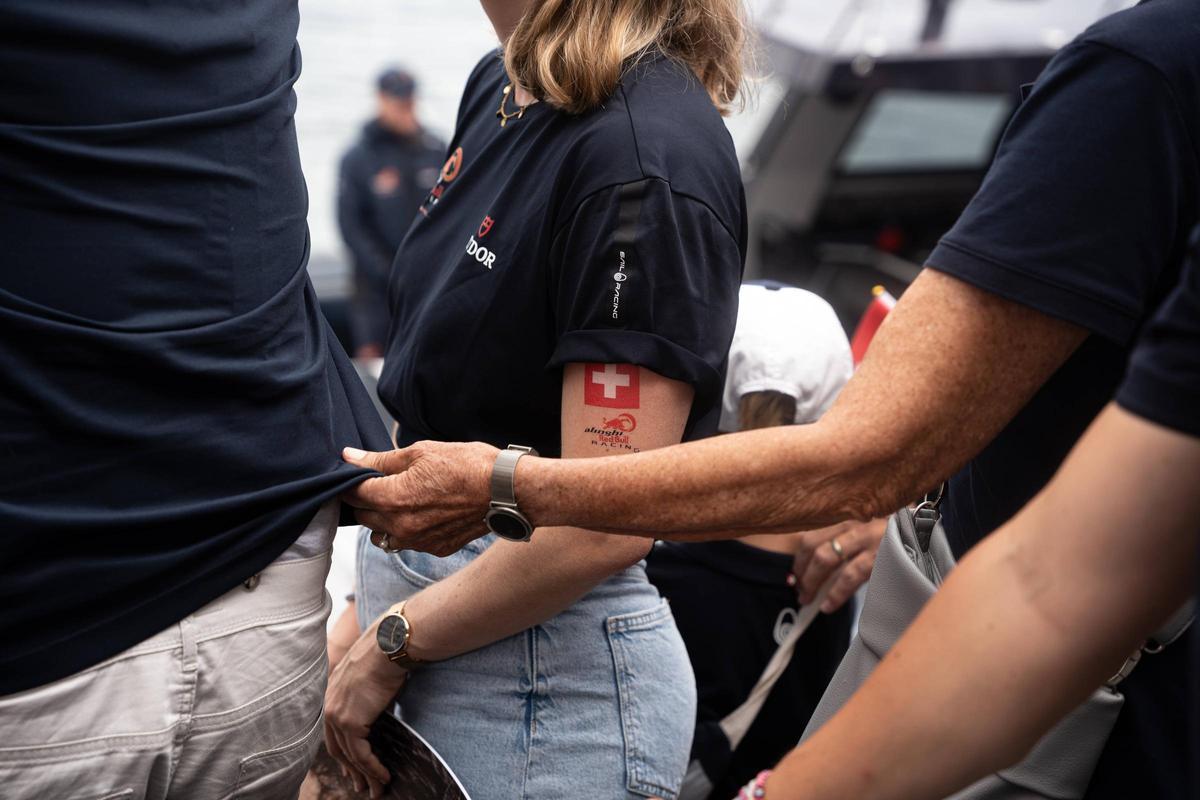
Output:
[356, 529, 697, 799]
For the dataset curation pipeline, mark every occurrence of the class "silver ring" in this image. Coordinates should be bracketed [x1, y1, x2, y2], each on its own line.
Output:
[371, 530, 400, 553]
[830, 537, 847, 563]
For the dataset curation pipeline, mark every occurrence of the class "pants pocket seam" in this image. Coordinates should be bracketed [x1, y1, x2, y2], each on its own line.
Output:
[192, 595, 329, 644]
[606, 600, 688, 800]
[190, 649, 327, 732]
[231, 706, 325, 798]
[0, 731, 173, 767]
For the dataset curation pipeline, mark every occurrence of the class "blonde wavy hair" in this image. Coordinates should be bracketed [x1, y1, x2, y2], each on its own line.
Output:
[504, 0, 750, 116]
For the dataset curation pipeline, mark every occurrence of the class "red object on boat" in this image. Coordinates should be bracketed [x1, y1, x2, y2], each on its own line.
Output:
[850, 285, 897, 365]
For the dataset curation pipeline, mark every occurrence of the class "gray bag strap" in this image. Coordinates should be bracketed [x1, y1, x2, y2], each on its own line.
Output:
[718, 579, 835, 750]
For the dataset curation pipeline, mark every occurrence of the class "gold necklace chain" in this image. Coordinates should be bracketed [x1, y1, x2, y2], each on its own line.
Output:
[496, 84, 529, 128]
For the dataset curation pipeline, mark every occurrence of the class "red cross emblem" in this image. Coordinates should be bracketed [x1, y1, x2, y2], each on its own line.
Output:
[478, 216, 495, 237]
[584, 364, 640, 408]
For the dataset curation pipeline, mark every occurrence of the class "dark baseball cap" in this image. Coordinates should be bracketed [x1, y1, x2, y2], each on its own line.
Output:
[377, 68, 416, 99]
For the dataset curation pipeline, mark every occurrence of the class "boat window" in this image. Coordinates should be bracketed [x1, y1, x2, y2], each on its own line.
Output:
[837, 90, 1013, 174]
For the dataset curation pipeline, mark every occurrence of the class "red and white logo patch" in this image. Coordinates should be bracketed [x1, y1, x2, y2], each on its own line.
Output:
[584, 364, 640, 408]
[478, 215, 495, 237]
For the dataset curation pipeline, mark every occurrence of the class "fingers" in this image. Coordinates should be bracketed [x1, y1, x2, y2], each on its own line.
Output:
[341, 476, 396, 510]
[355, 510, 395, 538]
[344, 731, 391, 790]
[798, 535, 849, 604]
[342, 445, 420, 475]
[326, 706, 387, 797]
[356, 510, 486, 558]
[821, 550, 875, 613]
[798, 522, 872, 603]
[790, 534, 820, 589]
[324, 721, 362, 792]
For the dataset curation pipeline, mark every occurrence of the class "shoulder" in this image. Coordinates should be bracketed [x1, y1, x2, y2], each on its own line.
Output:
[619, 55, 741, 184]
[1080, 0, 1199, 63]
[1016, 4, 1199, 155]
[456, 50, 507, 127]
[555, 55, 744, 240]
[464, 49, 505, 90]
[1074, 0, 1200, 106]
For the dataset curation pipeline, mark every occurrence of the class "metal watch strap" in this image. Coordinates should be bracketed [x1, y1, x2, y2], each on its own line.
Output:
[490, 445, 534, 508]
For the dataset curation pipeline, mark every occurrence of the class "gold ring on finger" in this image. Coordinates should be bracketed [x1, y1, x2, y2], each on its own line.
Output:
[830, 536, 847, 563]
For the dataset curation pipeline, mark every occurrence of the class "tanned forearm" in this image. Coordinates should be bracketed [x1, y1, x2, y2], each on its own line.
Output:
[766, 406, 1200, 800]
[518, 269, 1088, 537]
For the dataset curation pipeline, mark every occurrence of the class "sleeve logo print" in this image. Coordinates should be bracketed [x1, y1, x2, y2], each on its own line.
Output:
[419, 146, 464, 216]
[611, 250, 628, 319]
[584, 364, 639, 408]
[439, 147, 464, 182]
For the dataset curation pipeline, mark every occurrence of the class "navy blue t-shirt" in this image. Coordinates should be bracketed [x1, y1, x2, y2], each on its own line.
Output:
[0, 2, 390, 694]
[1116, 224, 1200, 799]
[926, 1, 1199, 795]
[1117, 224, 1200, 438]
[377, 53, 745, 453]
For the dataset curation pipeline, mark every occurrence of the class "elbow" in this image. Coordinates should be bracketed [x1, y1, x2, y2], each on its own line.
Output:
[824, 471, 916, 525]
[611, 534, 655, 570]
[840, 440, 950, 522]
[577, 531, 655, 575]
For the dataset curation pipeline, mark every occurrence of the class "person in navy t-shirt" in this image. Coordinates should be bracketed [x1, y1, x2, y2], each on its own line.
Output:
[755, 222, 1200, 799]
[339, 1, 1200, 795]
[0, 2, 389, 797]
[323, 0, 748, 796]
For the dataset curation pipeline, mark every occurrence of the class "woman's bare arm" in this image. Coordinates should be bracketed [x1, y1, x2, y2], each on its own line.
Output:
[766, 404, 1200, 800]
[385, 364, 691, 659]
[344, 269, 1086, 552]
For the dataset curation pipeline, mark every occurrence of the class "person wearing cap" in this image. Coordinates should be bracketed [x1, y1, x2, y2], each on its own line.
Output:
[646, 282, 884, 799]
[337, 68, 445, 357]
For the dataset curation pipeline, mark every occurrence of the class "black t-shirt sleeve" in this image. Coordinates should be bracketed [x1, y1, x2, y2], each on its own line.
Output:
[1117, 226, 1200, 437]
[927, 42, 1195, 344]
[546, 177, 743, 436]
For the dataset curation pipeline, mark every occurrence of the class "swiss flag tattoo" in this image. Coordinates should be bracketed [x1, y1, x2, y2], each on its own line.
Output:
[584, 363, 640, 408]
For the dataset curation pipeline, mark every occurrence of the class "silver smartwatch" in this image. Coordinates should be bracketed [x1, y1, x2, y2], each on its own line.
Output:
[484, 444, 537, 542]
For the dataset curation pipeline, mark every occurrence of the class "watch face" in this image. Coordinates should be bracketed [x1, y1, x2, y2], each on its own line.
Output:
[377, 613, 411, 656]
[487, 507, 532, 541]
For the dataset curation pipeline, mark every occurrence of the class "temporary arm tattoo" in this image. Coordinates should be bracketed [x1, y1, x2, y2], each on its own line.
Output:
[583, 363, 640, 408]
[582, 413, 641, 453]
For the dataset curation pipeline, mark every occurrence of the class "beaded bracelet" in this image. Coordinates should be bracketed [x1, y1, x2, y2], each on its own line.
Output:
[735, 770, 772, 799]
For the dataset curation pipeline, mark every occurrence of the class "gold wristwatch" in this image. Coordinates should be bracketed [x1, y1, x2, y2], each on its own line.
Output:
[376, 601, 423, 670]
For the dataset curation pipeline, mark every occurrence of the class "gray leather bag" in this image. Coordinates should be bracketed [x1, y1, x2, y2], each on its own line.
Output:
[802, 503, 1192, 799]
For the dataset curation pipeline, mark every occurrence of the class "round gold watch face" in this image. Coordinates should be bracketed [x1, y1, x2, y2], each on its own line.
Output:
[376, 613, 410, 656]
